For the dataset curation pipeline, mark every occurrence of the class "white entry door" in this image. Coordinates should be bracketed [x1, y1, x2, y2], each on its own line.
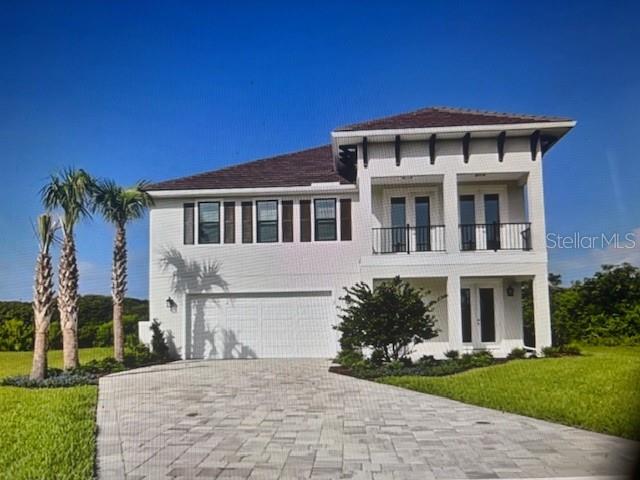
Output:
[461, 285, 498, 347]
[187, 291, 337, 359]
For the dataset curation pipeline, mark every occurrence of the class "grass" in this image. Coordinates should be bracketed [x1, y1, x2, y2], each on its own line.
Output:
[0, 347, 112, 480]
[381, 346, 640, 440]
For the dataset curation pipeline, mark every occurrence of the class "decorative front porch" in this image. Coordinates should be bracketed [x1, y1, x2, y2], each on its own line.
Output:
[371, 273, 551, 358]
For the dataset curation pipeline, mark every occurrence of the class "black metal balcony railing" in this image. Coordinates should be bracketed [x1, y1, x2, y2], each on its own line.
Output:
[373, 225, 446, 254]
[459, 222, 531, 251]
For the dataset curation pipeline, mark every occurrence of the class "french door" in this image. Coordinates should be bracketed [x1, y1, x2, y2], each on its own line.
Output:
[391, 197, 406, 252]
[460, 286, 496, 346]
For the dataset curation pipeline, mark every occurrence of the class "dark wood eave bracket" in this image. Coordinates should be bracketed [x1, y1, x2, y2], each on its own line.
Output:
[497, 131, 506, 162]
[357, 129, 559, 168]
[530, 130, 541, 161]
[362, 136, 368, 167]
[429, 134, 436, 164]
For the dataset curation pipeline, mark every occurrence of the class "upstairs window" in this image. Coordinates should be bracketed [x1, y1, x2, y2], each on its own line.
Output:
[315, 199, 336, 241]
[257, 200, 278, 243]
[198, 202, 220, 244]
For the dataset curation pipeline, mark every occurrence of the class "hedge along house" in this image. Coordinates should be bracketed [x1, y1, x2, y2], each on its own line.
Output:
[141, 106, 575, 360]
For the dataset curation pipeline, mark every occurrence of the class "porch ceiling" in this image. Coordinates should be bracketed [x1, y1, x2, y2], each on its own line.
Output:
[371, 174, 444, 186]
[457, 172, 528, 184]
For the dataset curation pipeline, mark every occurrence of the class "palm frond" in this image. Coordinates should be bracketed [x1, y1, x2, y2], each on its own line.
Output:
[31, 213, 59, 253]
[93, 179, 153, 226]
[40, 168, 96, 234]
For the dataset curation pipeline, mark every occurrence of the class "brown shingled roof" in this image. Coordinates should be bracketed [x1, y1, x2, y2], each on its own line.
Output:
[334, 106, 572, 132]
[147, 145, 350, 191]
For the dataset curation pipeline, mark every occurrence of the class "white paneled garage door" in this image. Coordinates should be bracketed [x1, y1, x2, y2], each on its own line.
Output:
[187, 291, 338, 359]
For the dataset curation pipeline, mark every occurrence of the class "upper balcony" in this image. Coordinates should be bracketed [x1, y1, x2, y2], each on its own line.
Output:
[370, 172, 533, 255]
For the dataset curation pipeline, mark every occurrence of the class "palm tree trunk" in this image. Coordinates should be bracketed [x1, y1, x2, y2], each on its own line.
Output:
[30, 321, 48, 381]
[30, 246, 54, 381]
[59, 234, 80, 370]
[112, 224, 127, 362]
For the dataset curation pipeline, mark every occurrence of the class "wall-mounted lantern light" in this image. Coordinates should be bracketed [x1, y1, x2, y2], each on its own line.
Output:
[506, 285, 515, 297]
[166, 297, 176, 310]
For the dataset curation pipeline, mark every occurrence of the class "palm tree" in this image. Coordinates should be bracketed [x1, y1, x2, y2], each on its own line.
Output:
[30, 214, 58, 381]
[41, 168, 95, 370]
[93, 180, 153, 362]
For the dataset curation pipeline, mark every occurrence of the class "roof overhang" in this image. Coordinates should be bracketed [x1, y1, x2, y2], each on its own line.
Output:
[146, 182, 357, 199]
[331, 120, 576, 155]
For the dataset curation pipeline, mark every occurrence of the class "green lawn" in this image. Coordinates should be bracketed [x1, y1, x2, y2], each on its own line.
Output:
[0, 348, 112, 480]
[381, 346, 640, 440]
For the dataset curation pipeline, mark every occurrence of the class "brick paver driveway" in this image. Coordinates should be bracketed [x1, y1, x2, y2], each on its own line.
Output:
[97, 359, 637, 479]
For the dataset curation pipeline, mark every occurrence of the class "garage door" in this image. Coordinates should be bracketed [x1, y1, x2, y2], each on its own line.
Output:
[187, 291, 338, 359]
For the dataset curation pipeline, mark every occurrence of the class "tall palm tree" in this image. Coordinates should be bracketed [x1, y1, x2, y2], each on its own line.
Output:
[93, 180, 153, 362]
[41, 168, 95, 370]
[30, 214, 58, 381]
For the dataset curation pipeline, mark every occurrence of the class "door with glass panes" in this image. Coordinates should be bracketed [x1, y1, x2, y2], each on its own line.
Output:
[460, 285, 497, 347]
[389, 196, 431, 252]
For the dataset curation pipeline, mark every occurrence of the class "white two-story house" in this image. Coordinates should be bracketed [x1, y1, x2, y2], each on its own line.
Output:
[141, 106, 575, 360]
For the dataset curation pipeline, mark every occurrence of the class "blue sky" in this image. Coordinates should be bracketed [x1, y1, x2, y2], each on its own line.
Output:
[1, 1, 639, 300]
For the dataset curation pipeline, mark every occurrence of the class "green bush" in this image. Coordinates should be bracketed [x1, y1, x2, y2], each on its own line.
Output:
[443, 349, 459, 360]
[335, 349, 367, 368]
[507, 347, 527, 360]
[1, 370, 98, 388]
[581, 335, 640, 346]
[78, 357, 127, 375]
[334, 277, 440, 364]
[124, 341, 158, 367]
[416, 355, 437, 367]
[459, 350, 494, 368]
[551, 264, 640, 345]
[0, 318, 33, 351]
[542, 343, 582, 357]
[150, 320, 174, 361]
[338, 350, 498, 380]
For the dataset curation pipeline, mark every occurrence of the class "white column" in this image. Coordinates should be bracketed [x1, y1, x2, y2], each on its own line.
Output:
[446, 274, 463, 351]
[443, 173, 459, 253]
[526, 162, 547, 252]
[358, 146, 374, 256]
[533, 272, 552, 352]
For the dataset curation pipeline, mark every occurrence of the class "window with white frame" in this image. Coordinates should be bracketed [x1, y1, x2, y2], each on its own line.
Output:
[314, 198, 337, 241]
[256, 200, 278, 243]
[198, 202, 220, 244]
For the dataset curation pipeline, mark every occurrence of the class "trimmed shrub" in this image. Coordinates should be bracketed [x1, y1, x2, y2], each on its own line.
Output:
[335, 349, 367, 368]
[150, 320, 172, 361]
[443, 349, 459, 360]
[1, 370, 98, 388]
[507, 348, 527, 360]
[542, 343, 582, 357]
[416, 355, 437, 367]
[335, 277, 440, 364]
[459, 350, 494, 368]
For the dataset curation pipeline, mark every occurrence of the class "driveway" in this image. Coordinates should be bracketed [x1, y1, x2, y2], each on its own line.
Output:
[97, 359, 637, 479]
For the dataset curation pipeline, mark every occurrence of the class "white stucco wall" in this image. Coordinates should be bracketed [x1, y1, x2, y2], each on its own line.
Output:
[144, 131, 553, 358]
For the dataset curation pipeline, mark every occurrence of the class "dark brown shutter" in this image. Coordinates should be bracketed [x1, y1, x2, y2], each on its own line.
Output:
[224, 202, 235, 243]
[300, 200, 311, 242]
[183, 203, 194, 245]
[340, 199, 352, 241]
[241, 201, 253, 243]
[282, 200, 293, 242]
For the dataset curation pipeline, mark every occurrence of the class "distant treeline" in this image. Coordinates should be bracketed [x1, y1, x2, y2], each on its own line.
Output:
[524, 263, 640, 346]
[0, 295, 148, 351]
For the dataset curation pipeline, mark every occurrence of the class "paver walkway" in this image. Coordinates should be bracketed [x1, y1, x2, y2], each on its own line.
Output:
[97, 359, 637, 479]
